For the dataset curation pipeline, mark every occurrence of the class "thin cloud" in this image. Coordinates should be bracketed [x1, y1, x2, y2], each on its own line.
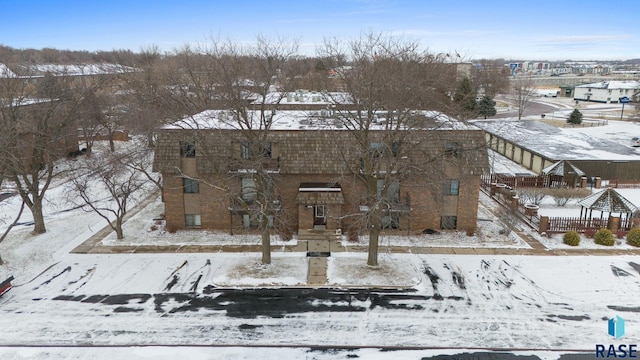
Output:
[542, 34, 630, 43]
[390, 29, 503, 37]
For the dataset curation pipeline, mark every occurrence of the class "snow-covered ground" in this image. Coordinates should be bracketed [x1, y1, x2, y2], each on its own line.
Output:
[1, 132, 640, 359]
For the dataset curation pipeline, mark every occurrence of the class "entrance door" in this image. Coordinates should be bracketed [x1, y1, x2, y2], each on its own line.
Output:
[313, 205, 326, 226]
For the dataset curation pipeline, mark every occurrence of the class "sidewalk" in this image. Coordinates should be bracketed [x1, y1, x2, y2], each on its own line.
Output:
[71, 191, 640, 257]
[66, 191, 640, 288]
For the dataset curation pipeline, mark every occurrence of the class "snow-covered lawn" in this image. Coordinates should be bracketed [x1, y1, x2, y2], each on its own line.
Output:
[2, 184, 640, 359]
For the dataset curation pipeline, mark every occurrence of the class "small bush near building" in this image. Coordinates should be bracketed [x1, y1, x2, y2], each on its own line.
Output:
[627, 228, 640, 247]
[563, 231, 581, 246]
[594, 228, 615, 246]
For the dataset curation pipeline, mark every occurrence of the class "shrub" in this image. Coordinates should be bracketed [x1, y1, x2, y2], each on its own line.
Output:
[594, 228, 615, 246]
[627, 228, 640, 247]
[545, 188, 591, 207]
[563, 231, 581, 246]
[516, 188, 547, 206]
[567, 108, 583, 125]
[584, 228, 596, 238]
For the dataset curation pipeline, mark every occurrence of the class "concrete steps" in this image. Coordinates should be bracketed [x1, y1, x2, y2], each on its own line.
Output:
[299, 229, 340, 286]
[297, 229, 342, 242]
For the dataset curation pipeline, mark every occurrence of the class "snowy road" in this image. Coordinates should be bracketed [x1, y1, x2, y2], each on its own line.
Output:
[1, 253, 638, 351]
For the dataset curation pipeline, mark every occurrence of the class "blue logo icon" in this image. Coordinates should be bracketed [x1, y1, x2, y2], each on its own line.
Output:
[609, 315, 625, 339]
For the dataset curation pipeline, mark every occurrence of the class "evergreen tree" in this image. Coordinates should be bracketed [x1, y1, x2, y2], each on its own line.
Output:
[477, 95, 497, 119]
[567, 108, 583, 125]
[453, 77, 477, 118]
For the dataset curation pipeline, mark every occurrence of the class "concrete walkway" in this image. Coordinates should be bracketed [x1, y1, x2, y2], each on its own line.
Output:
[71, 191, 640, 258]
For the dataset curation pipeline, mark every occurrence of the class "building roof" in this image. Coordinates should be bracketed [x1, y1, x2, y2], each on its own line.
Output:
[471, 119, 640, 161]
[163, 109, 480, 132]
[577, 188, 638, 214]
[575, 81, 640, 90]
[251, 91, 353, 106]
[18, 63, 136, 77]
[542, 160, 585, 177]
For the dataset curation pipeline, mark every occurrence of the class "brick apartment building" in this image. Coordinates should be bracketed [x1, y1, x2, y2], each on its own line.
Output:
[153, 109, 488, 237]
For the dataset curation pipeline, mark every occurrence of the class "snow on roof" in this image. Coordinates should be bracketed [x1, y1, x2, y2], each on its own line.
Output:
[163, 109, 479, 131]
[575, 80, 640, 90]
[488, 149, 537, 176]
[472, 119, 640, 161]
[577, 188, 638, 213]
[24, 63, 136, 77]
[2, 97, 54, 107]
[0, 63, 17, 78]
[251, 91, 354, 105]
[542, 160, 585, 177]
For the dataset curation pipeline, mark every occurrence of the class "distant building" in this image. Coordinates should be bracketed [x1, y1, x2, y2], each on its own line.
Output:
[472, 119, 640, 181]
[574, 81, 640, 103]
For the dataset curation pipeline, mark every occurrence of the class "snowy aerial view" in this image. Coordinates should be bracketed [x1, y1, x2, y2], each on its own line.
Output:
[2, 2, 640, 359]
[1, 95, 639, 359]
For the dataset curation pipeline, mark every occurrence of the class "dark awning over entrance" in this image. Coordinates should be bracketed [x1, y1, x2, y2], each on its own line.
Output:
[296, 183, 344, 205]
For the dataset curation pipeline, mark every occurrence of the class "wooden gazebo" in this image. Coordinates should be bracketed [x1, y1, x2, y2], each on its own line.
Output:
[542, 160, 585, 188]
[577, 188, 638, 230]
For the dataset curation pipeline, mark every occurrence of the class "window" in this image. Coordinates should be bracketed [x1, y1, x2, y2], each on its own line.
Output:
[262, 142, 272, 158]
[241, 142, 252, 160]
[242, 214, 273, 228]
[377, 179, 400, 203]
[391, 142, 400, 157]
[445, 142, 462, 158]
[185, 214, 201, 227]
[440, 216, 457, 229]
[369, 142, 384, 158]
[183, 178, 199, 193]
[180, 141, 195, 158]
[241, 142, 272, 159]
[242, 177, 257, 202]
[445, 180, 459, 196]
[382, 214, 400, 229]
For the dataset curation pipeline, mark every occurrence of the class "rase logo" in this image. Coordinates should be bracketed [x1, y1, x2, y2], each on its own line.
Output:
[610, 315, 625, 339]
[596, 315, 637, 358]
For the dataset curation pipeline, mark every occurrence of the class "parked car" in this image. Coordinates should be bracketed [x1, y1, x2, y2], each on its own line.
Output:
[632, 137, 640, 147]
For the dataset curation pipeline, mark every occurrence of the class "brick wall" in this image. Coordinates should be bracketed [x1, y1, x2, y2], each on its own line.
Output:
[155, 126, 487, 235]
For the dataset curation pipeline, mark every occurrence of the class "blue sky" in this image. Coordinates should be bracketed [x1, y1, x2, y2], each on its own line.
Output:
[1, 0, 638, 61]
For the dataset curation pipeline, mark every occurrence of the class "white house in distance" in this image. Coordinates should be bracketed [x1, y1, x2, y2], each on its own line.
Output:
[574, 80, 640, 103]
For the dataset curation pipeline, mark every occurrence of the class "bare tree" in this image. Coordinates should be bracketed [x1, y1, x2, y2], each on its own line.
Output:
[68, 150, 149, 239]
[124, 138, 163, 193]
[68, 64, 126, 155]
[121, 46, 181, 148]
[516, 188, 547, 205]
[512, 75, 536, 120]
[471, 59, 510, 98]
[0, 67, 79, 234]
[319, 33, 476, 266]
[171, 36, 299, 264]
